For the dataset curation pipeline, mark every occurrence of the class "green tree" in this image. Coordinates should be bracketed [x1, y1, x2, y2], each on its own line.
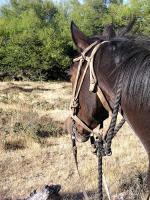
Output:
[0, 0, 71, 80]
[0, 0, 149, 81]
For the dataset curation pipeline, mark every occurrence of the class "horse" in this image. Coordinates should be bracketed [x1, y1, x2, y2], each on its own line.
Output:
[65, 21, 150, 198]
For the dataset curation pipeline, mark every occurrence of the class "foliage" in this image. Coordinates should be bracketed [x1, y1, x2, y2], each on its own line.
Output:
[0, 0, 71, 80]
[0, 0, 149, 80]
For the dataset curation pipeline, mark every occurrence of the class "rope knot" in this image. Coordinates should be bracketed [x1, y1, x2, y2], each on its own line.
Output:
[89, 77, 97, 92]
[95, 137, 106, 157]
[71, 99, 79, 115]
[103, 140, 112, 156]
[81, 52, 86, 61]
[89, 65, 97, 92]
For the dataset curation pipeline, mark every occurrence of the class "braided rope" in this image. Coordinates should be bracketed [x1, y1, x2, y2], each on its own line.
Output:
[97, 138, 103, 200]
[105, 75, 123, 155]
[113, 118, 125, 136]
[98, 155, 103, 200]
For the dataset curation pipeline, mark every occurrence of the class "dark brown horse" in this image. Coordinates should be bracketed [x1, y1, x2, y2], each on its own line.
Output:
[66, 21, 150, 196]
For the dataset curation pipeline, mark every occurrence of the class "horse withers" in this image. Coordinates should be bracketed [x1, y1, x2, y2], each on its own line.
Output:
[65, 21, 150, 198]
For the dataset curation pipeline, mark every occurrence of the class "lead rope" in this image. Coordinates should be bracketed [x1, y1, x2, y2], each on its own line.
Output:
[72, 120, 90, 200]
[95, 134, 111, 200]
[71, 86, 125, 200]
[105, 75, 125, 155]
[97, 136, 104, 200]
[72, 124, 111, 200]
[95, 75, 125, 200]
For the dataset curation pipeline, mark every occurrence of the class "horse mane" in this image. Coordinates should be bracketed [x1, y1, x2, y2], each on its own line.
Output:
[88, 19, 150, 110]
[110, 38, 150, 110]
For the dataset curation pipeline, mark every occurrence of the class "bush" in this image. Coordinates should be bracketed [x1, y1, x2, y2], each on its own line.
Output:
[0, 0, 149, 81]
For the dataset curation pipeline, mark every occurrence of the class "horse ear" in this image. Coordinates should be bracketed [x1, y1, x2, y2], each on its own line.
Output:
[103, 24, 116, 40]
[71, 21, 90, 52]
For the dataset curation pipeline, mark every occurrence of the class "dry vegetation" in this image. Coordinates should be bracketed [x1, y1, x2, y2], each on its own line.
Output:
[0, 81, 149, 200]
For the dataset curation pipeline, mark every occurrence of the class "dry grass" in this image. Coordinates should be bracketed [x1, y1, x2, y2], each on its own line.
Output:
[0, 81, 149, 200]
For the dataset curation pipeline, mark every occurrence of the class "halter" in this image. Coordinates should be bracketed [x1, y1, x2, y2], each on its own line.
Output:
[70, 40, 112, 136]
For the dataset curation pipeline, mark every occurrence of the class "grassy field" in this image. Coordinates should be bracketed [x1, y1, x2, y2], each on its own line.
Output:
[0, 81, 149, 200]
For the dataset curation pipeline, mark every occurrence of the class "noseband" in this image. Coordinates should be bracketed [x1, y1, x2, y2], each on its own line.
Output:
[70, 40, 112, 137]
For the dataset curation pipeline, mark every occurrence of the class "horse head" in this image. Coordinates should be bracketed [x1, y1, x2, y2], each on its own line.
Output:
[64, 22, 116, 142]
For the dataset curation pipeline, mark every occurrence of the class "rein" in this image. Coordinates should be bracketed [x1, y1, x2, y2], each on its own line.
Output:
[70, 40, 125, 200]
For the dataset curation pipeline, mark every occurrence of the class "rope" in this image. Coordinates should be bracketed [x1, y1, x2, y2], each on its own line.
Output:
[113, 118, 125, 136]
[89, 41, 109, 92]
[98, 155, 103, 200]
[71, 114, 95, 134]
[105, 75, 124, 155]
[96, 136, 112, 200]
[71, 120, 90, 200]
[102, 174, 111, 200]
[97, 138, 103, 200]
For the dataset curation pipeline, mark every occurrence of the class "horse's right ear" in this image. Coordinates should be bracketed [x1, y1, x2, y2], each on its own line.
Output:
[71, 21, 90, 52]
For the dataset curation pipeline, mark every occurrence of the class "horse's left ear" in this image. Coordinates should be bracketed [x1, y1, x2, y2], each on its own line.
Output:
[103, 24, 116, 40]
[71, 21, 90, 52]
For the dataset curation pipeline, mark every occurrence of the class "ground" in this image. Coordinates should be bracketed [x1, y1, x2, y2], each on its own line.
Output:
[0, 81, 148, 200]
